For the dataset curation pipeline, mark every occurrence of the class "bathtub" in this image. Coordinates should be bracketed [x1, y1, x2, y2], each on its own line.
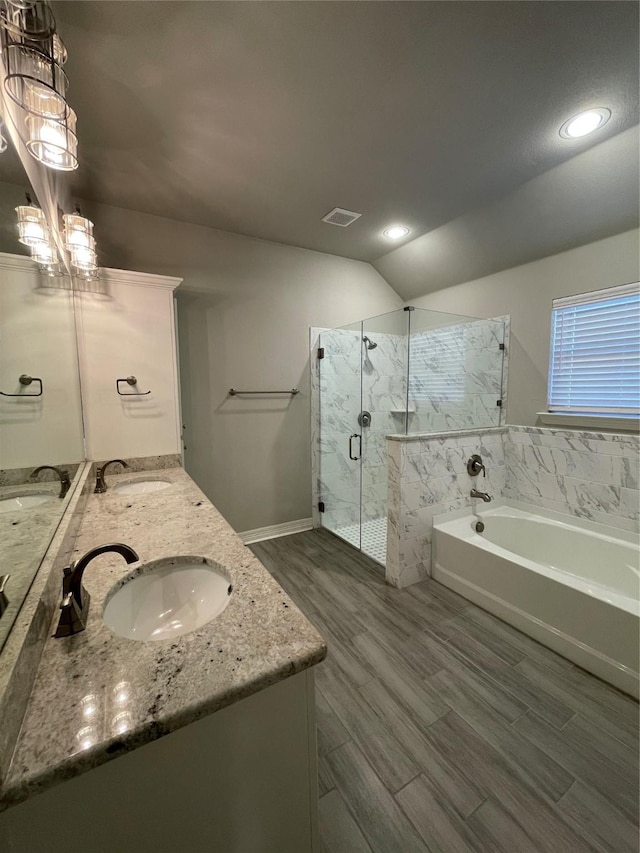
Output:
[432, 502, 640, 698]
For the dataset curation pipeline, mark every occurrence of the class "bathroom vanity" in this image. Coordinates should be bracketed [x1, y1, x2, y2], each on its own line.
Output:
[0, 461, 326, 852]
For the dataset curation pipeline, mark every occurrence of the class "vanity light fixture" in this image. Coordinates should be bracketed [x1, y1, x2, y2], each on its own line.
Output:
[15, 199, 47, 247]
[2, 39, 69, 118]
[1, 0, 79, 170]
[30, 233, 58, 265]
[559, 108, 611, 139]
[0, 0, 56, 41]
[25, 107, 78, 170]
[383, 225, 410, 240]
[64, 211, 98, 275]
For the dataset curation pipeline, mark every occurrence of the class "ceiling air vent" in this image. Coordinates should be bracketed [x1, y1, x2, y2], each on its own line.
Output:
[322, 207, 362, 227]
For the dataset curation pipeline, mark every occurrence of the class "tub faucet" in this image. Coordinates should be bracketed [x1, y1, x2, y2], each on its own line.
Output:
[94, 459, 129, 493]
[31, 465, 71, 499]
[470, 488, 492, 502]
[54, 543, 139, 637]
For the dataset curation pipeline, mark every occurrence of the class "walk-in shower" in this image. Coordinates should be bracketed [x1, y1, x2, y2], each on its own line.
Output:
[315, 306, 506, 567]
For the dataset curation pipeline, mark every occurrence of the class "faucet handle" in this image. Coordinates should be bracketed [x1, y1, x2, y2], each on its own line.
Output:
[467, 454, 486, 477]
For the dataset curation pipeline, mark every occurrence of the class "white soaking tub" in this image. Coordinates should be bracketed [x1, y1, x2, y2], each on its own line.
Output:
[432, 502, 640, 698]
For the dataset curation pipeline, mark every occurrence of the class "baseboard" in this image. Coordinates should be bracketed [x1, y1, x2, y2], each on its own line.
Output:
[240, 518, 314, 545]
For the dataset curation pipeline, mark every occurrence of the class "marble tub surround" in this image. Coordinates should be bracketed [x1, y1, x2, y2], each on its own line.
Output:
[0, 466, 326, 811]
[386, 428, 507, 587]
[0, 462, 92, 788]
[386, 423, 639, 589]
[504, 425, 640, 533]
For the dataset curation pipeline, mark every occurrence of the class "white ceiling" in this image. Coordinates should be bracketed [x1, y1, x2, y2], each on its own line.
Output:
[1, 1, 638, 275]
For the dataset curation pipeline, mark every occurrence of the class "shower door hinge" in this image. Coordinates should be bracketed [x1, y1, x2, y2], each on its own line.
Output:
[317, 347, 325, 359]
[499, 342, 505, 351]
[318, 501, 325, 513]
[496, 399, 503, 407]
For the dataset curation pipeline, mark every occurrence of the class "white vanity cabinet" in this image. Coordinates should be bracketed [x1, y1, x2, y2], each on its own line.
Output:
[0, 670, 320, 853]
[74, 268, 182, 461]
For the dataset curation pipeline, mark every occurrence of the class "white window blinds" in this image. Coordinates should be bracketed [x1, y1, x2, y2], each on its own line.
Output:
[410, 326, 465, 403]
[548, 283, 640, 415]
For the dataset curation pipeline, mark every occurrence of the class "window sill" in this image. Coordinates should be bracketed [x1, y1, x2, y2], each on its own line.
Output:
[537, 412, 639, 433]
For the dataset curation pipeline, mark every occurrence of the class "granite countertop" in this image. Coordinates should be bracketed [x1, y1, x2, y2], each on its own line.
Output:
[0, 467, 326, 811]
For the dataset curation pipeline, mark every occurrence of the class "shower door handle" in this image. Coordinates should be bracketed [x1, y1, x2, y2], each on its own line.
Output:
[349, 433, 361, 461]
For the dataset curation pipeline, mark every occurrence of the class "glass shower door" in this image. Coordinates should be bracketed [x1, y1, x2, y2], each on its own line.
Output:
[318, 322, 362, 550]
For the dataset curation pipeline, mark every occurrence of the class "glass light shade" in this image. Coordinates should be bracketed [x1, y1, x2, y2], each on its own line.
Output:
[15, 204, 47, 246]
[25, 108, 78, 171]
[51, 33, 67, 65]
[0, 0, 55, 40]
[63, 213, 94, 250]
[70, 242, 98, 272]
[30, 238, 58, 265]
[4, 1, 39, 10]
[0, 115, 7, 153]
[3, 42, 69, 118]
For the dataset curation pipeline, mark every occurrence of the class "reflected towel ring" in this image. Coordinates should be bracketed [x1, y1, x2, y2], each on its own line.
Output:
[116, 376, 151, 396]
[0, 374, 43, 397]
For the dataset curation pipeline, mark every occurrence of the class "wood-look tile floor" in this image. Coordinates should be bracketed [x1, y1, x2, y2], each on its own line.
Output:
[250, 529, 640, 853]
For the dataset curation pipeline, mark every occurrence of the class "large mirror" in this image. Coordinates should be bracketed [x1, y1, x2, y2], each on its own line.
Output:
[0, 139, 85, 650]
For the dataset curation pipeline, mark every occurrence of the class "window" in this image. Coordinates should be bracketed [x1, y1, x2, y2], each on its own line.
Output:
[548, 283, 640, 416]
[410, 325, 466, 404]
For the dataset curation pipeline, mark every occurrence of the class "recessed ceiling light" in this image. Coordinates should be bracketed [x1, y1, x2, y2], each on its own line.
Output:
[559, 108, 611, 139]
[384, 225, 410, 240]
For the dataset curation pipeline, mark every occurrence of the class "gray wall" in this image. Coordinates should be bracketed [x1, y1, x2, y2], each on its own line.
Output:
[407, 229, 640, 426]
[77, 200, 403, 532]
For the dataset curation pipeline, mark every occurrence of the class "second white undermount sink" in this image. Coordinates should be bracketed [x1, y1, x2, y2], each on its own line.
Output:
[103, 556, 232, 641]
[0, 493, 55, 513]
[113, 479, 172, 496]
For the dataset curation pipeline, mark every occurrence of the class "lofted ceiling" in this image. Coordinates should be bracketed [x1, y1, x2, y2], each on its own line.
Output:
[1, 1, 638, 269]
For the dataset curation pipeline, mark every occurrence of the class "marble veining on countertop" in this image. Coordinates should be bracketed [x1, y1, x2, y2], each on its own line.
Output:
[1, 467, 326, 811]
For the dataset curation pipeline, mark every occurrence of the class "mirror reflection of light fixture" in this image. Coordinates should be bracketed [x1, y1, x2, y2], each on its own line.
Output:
[25, 107, 78, 170]
[15, 200, 47, 246]
[70, 238, 98, 272]
[64, 212, 99, 276]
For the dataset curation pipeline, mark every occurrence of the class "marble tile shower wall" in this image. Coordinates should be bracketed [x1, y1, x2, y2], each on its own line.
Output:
[503, 426, 640, 533]
[386, 427, 507, 588]
[408, 318, 506, 434]
[361, 332, 407, 526]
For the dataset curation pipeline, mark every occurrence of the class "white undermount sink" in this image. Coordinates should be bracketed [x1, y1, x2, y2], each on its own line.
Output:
[113, 479, 172, 496]
[0, 493, 55, 513]
[103, 556, 232, 641]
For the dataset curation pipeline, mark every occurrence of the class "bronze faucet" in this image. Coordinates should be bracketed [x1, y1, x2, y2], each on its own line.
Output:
[31, 465, 71, 499]
[94, 459, 129, 493]
[54, 543, 139, 637]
